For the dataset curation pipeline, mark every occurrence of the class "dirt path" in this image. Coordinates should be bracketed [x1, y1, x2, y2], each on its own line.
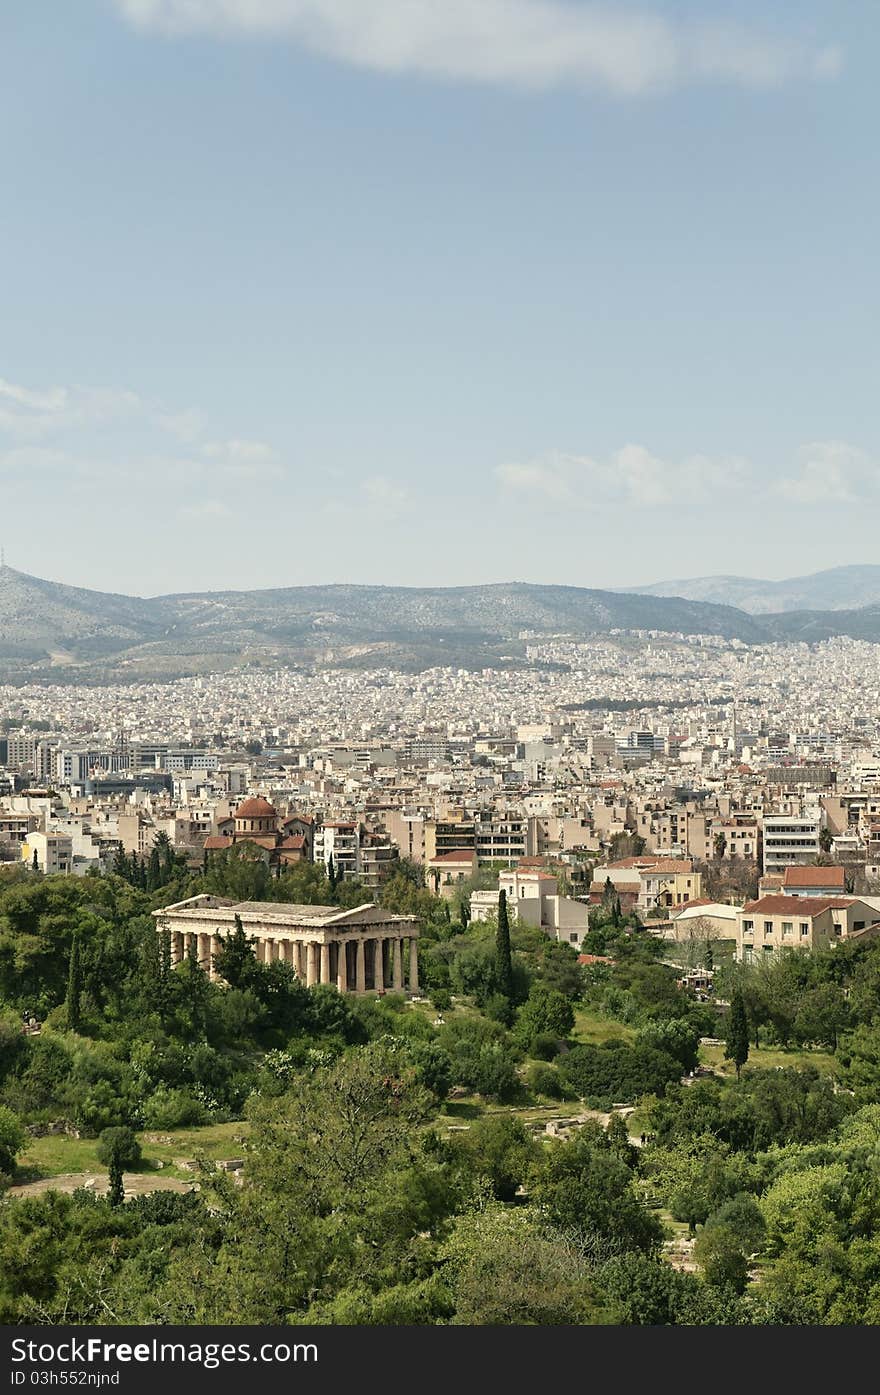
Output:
[9, 1173, 198, 1199]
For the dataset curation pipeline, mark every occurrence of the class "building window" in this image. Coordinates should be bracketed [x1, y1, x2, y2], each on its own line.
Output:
[742, 920, 754, 933]
[800, 925, 809, 936]
[782, 922, 793, 936]
[764, 921, 773, 936]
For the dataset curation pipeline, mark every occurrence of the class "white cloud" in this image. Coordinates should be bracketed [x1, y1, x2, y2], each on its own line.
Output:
[496, 444, 748, 507]
[360, 474, 411, 516]
[0, 380, 144, 440]
[112, 0, 841, 97]
[0, 376, 288, 489]
[774, 441, 880, 505]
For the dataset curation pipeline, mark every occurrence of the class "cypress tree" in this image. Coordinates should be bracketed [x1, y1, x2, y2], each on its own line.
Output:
[327, 853, 337, 899]
[107, 1150, 125, 1207]
[725, 987, 750, 1079]
[66, 931, 82, 1033]
[148, 846, 161, 891]
[495, 889, 514, 1001]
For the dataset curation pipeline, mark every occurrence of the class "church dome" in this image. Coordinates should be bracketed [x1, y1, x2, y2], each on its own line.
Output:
[235, 797, 277, 821]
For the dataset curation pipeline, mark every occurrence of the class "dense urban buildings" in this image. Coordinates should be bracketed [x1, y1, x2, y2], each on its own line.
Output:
[5, 630, 880, 966]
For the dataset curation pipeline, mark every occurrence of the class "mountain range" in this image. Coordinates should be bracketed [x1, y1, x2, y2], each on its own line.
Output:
[617, 565, 880, 614]
[4, 564, 880, 681]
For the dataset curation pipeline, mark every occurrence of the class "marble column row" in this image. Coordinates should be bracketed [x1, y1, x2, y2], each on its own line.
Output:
[168, 930, 419, 992]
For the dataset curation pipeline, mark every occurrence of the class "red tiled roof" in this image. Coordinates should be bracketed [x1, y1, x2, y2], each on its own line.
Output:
[204, 836, 233, 850]
[235, 797, 277, 820]
[431, 849, 476, 863]
[782, 865, 846, 888]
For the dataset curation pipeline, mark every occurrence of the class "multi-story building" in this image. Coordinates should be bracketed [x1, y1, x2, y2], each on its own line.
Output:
[762, 811, 822, 873]
[314, 821, 361, 879]
[22, 831, 73, 875]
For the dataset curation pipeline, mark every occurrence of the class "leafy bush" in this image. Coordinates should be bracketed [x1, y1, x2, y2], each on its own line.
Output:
[142, 1086, 207, 1130]
[0, 1105, 24, 1177]
[526, 1062, 569, 1099]
[557, 1040, 683, 1108]
[96, 1126, 141, 1171]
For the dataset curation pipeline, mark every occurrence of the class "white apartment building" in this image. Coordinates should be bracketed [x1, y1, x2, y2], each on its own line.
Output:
[762, 811, 822, 873]
[314, 821, 361, 878]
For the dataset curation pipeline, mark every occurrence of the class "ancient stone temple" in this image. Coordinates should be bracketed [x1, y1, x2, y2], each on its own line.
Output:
[152, 894, 420, 994]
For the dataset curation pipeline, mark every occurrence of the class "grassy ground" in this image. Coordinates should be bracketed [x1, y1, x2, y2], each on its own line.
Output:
[571, 1003, 636, 1045]
[17, 1120, 250, 1185]
[699, 1040, 837, 1077]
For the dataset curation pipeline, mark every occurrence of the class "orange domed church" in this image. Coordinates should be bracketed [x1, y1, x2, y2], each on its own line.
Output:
[204, 797, 313, 872]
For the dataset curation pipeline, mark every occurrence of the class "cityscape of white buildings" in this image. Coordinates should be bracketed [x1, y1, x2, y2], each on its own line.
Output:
[5, 631, 880, 962]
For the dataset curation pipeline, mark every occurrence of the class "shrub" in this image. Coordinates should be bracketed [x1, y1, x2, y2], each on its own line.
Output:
[0, 1105, 24, 1177]
[557, 1040, 683, 1108]
[142, 1086, 207, 1130]
[96, 1125, 141, 1171]
[526, 1062, 568, 1099]
[530, 1032, 562, 1061]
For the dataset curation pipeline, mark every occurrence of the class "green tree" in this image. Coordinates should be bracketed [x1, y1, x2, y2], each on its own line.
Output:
[0, 1105, 24, 1177]
[65, 931, 82, 1034]
[494, 889, 514, 1002]
[96, 1126, 141, 1171]
[725, 988, 750, 1079]
[214, 915, 258, 989]
[514, 984, 575, 1049]
[693, 1223, 749, 1293]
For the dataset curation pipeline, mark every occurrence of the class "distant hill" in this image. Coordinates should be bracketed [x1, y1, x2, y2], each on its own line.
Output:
[6, 565, 880, 682]
[0, 567, 768, 680]
[617, 565, 880, 614]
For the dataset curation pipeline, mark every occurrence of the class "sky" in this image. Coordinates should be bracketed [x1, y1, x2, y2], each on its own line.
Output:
[1, 0, 878, 597]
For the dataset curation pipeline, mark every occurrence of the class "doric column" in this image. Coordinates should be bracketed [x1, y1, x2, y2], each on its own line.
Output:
[265, 937, 276, 964]
[408, 939, 419, 994]
[337, 939, 349, 992]
[307, 942, 319, 988]
[320, 942, 331, 985]
[355, 937, 366, 993]
[198, 932, 212, 973]
[210, 935, 222, 980]
[187, 932, 198, 961]
[279, 938, 292, 966]
[172, 931, 184, 966]
[293, 941, 304, 978]
[376, 937, 386, 989]
[393, 937, 404, 991]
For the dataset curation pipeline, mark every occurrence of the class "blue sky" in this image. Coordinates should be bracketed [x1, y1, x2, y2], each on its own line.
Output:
[1, 0, 877, 596]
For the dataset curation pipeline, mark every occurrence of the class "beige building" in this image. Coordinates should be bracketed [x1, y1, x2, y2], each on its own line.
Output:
[22, 831, 73, 874]
[665, 900, 740, 942]
[426, 848, 478, 897]
[153, 894, 420, 993]
[736, 894, 880, 962]
[471, 868, 590, 946]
